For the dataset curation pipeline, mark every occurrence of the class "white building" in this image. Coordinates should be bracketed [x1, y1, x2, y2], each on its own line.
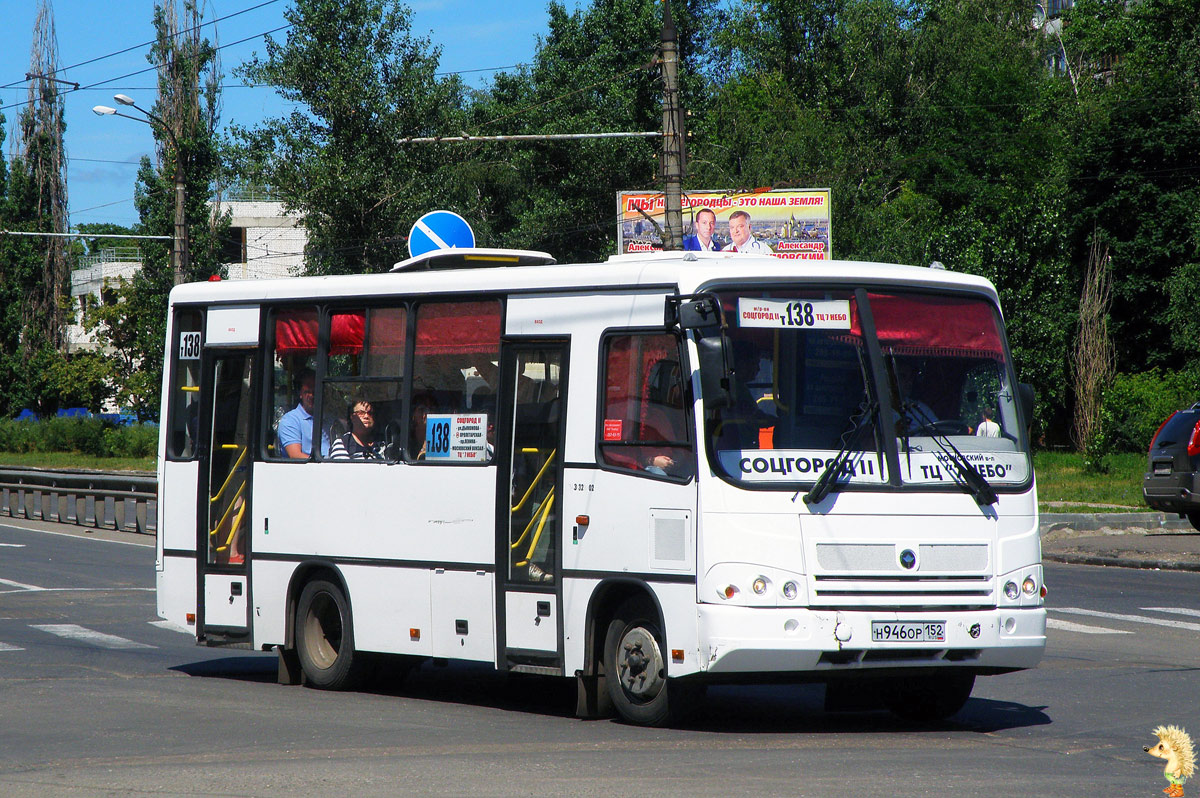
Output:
[67, 199, 307, 353]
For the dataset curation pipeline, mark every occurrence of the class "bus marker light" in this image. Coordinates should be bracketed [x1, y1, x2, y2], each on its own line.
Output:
[722, 585, 738, 599]
[671, 649, 684, 662]
[575, 515, 589, 526]
[1040, 585, 1047, 598]
[186, 613, 195, 626]
[410, 628, 421, 641]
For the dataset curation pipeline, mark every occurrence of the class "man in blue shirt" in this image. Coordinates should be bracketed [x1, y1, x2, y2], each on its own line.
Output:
[278, 370, 326, 458]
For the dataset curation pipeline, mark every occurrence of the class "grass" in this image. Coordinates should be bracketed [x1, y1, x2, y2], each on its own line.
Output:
[0, 451, 155, 472]
[1033, 450, 1146, 513]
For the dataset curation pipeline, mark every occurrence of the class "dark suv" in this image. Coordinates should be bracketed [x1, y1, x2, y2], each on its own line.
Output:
[1144, 402, 1200, 530]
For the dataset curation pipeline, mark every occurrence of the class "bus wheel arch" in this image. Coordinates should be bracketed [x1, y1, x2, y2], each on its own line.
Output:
[290, 564, 365, 690]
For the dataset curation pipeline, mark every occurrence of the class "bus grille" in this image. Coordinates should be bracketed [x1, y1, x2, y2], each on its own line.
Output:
[811, 542, 993, 608]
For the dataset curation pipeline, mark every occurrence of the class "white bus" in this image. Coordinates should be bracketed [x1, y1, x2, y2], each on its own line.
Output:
[156, 248, 1045, 726]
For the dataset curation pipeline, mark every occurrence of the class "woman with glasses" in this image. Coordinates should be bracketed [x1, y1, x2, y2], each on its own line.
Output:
[328, 398, 384, 460]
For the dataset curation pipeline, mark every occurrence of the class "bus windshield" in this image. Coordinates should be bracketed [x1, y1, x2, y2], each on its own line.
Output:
[705, 287, 1031, 491]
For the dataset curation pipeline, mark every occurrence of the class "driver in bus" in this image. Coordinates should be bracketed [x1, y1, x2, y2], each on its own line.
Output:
[893, 360, 938, 432]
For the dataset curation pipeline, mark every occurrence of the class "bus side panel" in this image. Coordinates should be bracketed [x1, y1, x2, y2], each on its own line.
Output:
[251, 463, 495, 563]
[156, 460, 199, 630]
[249, 559, 293, 649]
[562, 468, 696, 576]
[340, 564, 436, 657]
[156, 557, 197, 634]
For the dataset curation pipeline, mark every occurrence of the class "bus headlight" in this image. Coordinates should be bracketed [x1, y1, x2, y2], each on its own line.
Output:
[1022, 576, 1037, 596]
[781, 581, 798, 600]
[1004, 581, 1019, 600]
[752, 577, 768, 595]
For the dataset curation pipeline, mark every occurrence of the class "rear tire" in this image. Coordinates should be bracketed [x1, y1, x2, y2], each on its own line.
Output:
[883, 672, 975, 722]
[295, 578, 364, 690]
[1188, 512, 1200, 533]
[603, 597, 688, 727]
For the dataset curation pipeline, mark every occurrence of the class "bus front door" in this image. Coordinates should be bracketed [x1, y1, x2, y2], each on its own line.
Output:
[197, 349, 255, 644]
[497, 341, 567, 672]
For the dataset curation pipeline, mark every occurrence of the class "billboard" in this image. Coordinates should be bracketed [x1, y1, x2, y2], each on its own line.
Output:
[617, 188, 832, 259]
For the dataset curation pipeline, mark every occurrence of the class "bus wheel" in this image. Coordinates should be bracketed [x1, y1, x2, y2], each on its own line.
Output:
[884, 672, 975, 722]
[603, 598, 674, 726]
[296, 578, 362, 690]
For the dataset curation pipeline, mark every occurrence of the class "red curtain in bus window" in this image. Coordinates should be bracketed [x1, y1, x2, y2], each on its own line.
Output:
[862, 293, 1004, 358]
[414, 301, 501, 355]
[330, 312, 365, 355]
[367, 307, 406, 354]
[274, 308, 318, 354]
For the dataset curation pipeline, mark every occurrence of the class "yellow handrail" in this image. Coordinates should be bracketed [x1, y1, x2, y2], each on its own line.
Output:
[510, 485, 553, 552]
[181, 385, 199, 393]
[514, 490, 555, 567]
[210, 481, 246, 547]
[210, 446, 247, 505]
[510, 449, 556, 513]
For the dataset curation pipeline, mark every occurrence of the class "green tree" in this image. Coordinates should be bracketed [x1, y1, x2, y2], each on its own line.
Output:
[229, 0, 470, 274]
[1062, 0, 1200, 373]
[89, 0, 229, 420]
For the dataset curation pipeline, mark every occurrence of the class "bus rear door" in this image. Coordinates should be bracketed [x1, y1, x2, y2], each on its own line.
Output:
[496, 340, 568, 672]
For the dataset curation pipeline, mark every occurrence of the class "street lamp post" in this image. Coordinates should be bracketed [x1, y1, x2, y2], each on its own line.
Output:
[93, 94, 188, 286]
[1032, 3, 1078, 99]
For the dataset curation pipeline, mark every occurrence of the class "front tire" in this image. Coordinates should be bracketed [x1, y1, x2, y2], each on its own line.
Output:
[603, 597, 679, 726]
[883, 672, 975, 722]
[295, 578, 364, 690]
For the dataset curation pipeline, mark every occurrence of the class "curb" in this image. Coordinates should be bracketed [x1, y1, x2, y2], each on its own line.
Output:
[1042, 551, 1200, 572]
[1039, 511, 1192, 534]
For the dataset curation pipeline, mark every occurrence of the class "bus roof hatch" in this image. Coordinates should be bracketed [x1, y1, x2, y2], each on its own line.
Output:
[391, 248, 556, 272]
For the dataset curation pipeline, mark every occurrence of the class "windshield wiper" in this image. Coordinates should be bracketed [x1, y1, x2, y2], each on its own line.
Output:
[803, 400, 879, 506]
[905, 403, 997, 506]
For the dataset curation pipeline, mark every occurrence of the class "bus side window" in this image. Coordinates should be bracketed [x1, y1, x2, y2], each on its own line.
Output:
[167, 308, 203, 460]
[320, 307, 406, 461]
[267, 307, 318, 460]
[598, 331, 693, 479]
[410, 300, 501, 463]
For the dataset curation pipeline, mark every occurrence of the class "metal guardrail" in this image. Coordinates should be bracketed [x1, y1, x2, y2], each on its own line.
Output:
[0, 467, 156, 536]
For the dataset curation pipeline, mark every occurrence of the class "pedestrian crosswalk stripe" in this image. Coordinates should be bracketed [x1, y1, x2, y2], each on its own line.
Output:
[31, 624, 155, 650]
[1052, 607, 1200, 632]
[0, 642, 24, 652]
[1046, 618, 1131, 635]
[1142, 607, 1200, 619]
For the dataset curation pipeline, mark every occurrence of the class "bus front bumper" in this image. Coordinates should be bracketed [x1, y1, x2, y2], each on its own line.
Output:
[695, 604, 1046, 675]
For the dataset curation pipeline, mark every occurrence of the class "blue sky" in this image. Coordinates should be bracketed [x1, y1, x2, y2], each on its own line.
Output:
[0, 0, 557, 228]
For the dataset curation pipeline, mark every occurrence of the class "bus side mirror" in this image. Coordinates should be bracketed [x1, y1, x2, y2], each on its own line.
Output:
[1017, 383, 1035, 429]
[673, 297, 722, 331]
[696, 336, 733, 409]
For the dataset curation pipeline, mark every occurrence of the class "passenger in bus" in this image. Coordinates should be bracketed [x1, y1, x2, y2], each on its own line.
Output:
[975, 405, 1001, 437]
[278, 370, 321, 458]
[409, 391, 437, 459]
[329, 399, 384, 460]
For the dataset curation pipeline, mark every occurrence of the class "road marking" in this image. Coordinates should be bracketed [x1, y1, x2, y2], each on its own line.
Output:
[0, 577, 45, 591]
[1046, 618, 1131, 635]
[0, 521, 154, 547]
[0, 642, 24, 652]
[1052, 607, 1200, 632]
[150, 620, 194, 636]
[0, 586, 153, 595]
[31, 624, 155, 650]
[0, 543, 26, 548]
[1142, 607, 1200, 618]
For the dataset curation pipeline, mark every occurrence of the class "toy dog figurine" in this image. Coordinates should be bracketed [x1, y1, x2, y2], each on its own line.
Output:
[1146, 725, 1196, 798]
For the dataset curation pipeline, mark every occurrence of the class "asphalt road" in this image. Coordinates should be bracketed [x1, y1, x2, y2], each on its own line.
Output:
[1, 519, 1198, 797]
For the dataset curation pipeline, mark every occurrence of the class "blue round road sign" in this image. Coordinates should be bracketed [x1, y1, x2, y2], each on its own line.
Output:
[408, 210, 475, 258]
